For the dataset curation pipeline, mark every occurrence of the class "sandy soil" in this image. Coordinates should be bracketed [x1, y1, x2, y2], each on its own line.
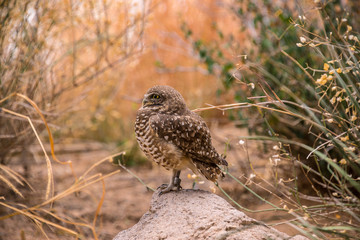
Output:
[0, 124, 303, 240]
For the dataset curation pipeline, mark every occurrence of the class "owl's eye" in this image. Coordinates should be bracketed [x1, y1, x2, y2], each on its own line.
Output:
[151, 94, 160, 99]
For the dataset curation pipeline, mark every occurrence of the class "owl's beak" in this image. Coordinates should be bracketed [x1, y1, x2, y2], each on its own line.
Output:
[142, 97, 150, 107]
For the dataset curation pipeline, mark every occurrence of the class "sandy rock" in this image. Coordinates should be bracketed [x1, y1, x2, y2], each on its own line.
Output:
[114, 189, 308, 240]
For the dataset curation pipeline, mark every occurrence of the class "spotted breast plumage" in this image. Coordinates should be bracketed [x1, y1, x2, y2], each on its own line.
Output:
[135, 85, 228, 194]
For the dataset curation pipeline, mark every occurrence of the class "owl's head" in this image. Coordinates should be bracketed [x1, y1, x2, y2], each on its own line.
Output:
[141, 85, 187, 114]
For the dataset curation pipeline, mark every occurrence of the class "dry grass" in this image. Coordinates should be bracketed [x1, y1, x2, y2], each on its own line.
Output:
[0, 92, 124, 239]
[0, 0, 150, 238]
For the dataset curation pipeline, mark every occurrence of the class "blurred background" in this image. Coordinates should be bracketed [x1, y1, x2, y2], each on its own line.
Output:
[1, 0, 359, 239]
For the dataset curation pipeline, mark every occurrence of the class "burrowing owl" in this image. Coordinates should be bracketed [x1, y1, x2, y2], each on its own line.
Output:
[135, 85, 228, 194]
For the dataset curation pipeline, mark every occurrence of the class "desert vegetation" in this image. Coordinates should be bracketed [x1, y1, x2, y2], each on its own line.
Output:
[0, 0, 359, 239]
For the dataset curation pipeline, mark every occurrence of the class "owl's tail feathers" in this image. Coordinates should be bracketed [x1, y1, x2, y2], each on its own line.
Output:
[220, 154, 228, 166]
[192, 161, 225, 182]
[218, 154, 228, 178]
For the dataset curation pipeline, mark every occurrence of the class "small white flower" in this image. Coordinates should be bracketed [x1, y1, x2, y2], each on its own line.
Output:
[296, 43, 303, 47]
[249, 173, 256, 179]
[239, 139, 245, 145]
[300, 36, 306, 43]
[272, 145, 279, 150]
[248, 83, 255, 89]
[349, 35, 354, 40]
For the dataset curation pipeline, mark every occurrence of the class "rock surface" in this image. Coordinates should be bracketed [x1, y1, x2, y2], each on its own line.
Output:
[114, 189, 308, 240]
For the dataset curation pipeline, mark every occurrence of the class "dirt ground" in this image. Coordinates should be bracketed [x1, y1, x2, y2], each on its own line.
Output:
[0, 124, 304, 240]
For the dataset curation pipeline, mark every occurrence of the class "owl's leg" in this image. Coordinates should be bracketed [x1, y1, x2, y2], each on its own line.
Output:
[159, 170, 182, 194]
[173, 170, 182, 191]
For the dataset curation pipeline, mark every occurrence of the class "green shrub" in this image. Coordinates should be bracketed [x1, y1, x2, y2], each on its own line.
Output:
[183, 1, 360, 238]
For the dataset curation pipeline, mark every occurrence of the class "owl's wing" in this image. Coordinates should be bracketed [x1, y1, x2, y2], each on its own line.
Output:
[149, 113, 226, 166]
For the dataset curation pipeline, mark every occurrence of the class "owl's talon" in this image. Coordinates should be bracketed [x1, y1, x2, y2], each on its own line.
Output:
[158, 183, 182, 195]
[158, 183, 175, 195]
[157, 184, 168, 190]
